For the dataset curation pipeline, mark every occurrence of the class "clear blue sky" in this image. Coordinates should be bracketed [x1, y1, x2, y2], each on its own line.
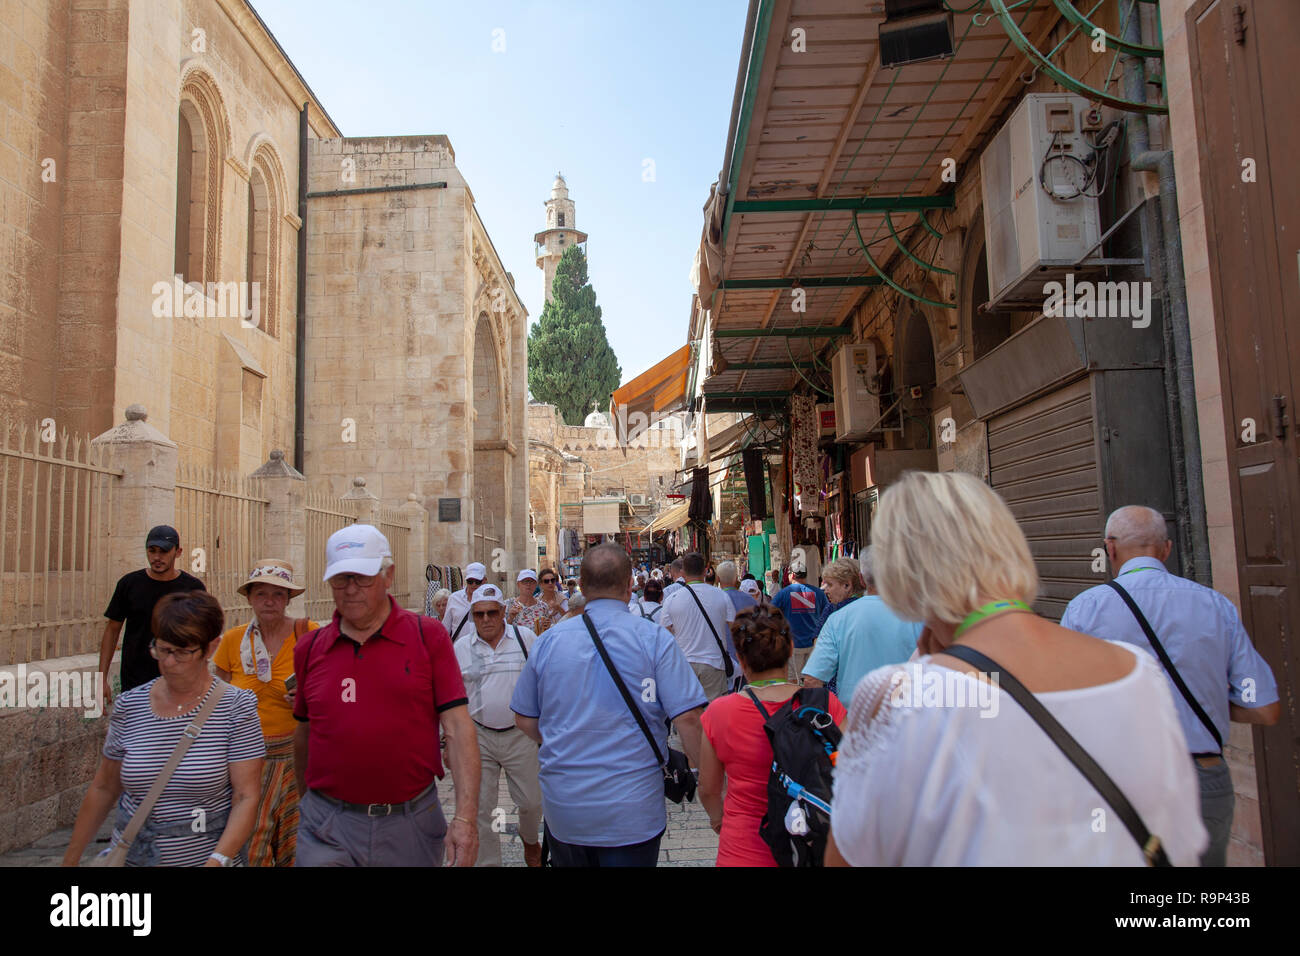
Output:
[252, 0, 749, 385]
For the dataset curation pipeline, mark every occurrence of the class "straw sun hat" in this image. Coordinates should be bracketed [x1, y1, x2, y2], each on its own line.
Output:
[237, 559, 306, 598]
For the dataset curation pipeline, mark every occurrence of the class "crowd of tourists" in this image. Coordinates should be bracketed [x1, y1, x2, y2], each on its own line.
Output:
[63, 471, 1280, 868]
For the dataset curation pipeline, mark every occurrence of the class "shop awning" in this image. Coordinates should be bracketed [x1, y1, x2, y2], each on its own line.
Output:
[642, 500, 690, 534]
[609, 344, 692, 444]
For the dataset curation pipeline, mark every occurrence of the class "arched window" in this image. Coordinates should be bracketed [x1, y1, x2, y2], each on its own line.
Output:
[175, 71, 229, 287]
[558, 212, 565, 227]
[245, 145, 285, 337]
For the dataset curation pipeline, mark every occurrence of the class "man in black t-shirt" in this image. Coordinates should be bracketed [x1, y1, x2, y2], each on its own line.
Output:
[99, 524, 206, 701]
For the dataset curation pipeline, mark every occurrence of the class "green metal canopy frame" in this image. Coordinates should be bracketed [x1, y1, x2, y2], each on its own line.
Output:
[981, 0, 1168, 114]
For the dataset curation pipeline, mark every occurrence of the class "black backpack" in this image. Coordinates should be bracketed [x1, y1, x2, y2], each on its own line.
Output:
[744, 686, 841, 867]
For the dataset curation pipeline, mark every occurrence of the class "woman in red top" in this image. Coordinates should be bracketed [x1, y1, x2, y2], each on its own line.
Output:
[698, 607, 847, 866]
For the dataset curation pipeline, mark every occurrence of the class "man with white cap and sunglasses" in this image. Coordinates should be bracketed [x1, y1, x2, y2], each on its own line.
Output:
[292, 524, 480, 866]
[444, 561, 488, 643]
[452, 582, 543, 867]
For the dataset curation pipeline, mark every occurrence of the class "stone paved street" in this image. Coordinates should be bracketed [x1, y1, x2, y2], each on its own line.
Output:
[0, 774, 718, 868]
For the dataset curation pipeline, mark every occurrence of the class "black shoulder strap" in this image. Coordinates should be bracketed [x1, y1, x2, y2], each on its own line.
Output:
[450, 608, 471, 643]
[635, 599, 646, 618]
[513, 624, 528, 660]
[743, 686, 770, 723]
[681, 584, 734, 678]
[942, 643, 1171, 867]
[582, 613, 664, 767]
[1105, 579, 1222, 752]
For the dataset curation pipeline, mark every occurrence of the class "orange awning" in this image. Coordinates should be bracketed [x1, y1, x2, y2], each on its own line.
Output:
[609, 344, 692, 444]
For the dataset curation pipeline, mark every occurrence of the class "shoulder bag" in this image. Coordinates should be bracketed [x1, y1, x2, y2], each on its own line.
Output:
[1105, 580, 1222, 754]
[91, 679, 232, 867]
[942, 644, 1171, 866]
[681, 584, 734, 680]
[581, 613, 696, 804]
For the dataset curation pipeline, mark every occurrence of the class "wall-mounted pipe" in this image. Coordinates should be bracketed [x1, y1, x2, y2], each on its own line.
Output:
[1123, 10, 1210, 584]
[294, 103, 308, 472]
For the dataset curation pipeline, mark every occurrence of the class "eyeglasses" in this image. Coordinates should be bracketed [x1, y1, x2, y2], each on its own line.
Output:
[149, 640, 202, 661]
[539, 577, 556, 584]
[472, 609, 502, 619]
[466, 578, 483, 587]
[329, 572, 380, 590]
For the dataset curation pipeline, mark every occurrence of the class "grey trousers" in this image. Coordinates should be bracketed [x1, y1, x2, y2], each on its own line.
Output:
[295, 784, 447, 867]
[1196, 759, 1235, 867]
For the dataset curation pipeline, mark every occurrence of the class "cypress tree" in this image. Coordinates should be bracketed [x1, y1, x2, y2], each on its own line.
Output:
[528, 245, 622, 425]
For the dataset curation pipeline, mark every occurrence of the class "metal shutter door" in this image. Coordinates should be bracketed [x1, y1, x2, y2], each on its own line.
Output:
[987, 376, 1101, 621]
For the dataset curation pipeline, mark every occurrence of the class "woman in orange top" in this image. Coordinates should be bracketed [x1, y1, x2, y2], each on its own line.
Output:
[211, 560, 317, 867]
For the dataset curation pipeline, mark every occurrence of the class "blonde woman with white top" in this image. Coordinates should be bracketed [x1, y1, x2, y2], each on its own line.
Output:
[826, 471, 1207, 867]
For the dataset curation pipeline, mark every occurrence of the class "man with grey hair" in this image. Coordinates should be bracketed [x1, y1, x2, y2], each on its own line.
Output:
[1061, 505, 1280, 866]
[801, 546, 922, 703]
[715, 560, 757, 617]
[661, 558, 687, 602]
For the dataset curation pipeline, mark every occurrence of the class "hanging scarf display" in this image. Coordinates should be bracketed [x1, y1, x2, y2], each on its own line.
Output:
[790, 395, 819, 511]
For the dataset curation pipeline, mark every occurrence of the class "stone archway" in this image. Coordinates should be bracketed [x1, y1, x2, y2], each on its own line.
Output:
[471, 313, 507, 569]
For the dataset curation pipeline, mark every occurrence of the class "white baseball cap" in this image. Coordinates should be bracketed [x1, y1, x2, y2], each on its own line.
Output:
[517, 568, 538, 582]
[323, 524, 391, 581]
[471, 583, 506, 607]
[465, 562, 487, 581]
[740, 579, 761, 596]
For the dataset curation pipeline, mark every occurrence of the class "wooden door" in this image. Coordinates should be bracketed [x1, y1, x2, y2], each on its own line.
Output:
[1188, 0, 1300, 864]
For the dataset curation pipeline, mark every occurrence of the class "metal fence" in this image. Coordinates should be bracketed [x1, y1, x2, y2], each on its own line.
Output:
[174, 462, 269, 626]
[0, 424, 121, 665]
[304, 490, 356, 621]
[377, 504, 411, 608]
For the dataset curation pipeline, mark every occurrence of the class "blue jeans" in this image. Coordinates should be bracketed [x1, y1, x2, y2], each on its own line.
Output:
[1196, 759, 1234, 867]
[544, 823, 663, 867]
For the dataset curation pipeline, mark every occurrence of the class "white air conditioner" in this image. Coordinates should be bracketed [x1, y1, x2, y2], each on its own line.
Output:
[980, 93, 1102, 309]
[628, 494, 647, 506]
[831, 342, 881, 442]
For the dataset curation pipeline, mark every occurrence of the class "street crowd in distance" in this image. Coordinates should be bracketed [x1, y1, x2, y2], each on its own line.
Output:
[60, 471, 1279, 868]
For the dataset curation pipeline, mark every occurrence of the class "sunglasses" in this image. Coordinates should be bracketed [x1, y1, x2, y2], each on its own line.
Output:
[330, 573, 379, 590]
[540, 577, 557, 584]
[472, 608, 502, 619]
[466, 578, 483, 587]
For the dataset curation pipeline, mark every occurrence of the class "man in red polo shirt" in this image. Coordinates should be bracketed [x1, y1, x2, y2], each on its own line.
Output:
[293, 524, 480, 866]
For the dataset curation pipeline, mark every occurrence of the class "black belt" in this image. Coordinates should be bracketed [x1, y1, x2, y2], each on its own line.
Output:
[312, 781, 436, 817]
[474, 720, 515, 733]
[1192, 752, 1224, 765]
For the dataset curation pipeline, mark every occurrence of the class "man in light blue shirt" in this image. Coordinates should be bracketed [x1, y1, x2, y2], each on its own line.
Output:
[1061, 505, 1280, 867]
[801, 547, 922, 705]
[511, 544, 706, 866]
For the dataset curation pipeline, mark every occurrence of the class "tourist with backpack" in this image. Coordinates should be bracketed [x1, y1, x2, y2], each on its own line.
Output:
[697, 606, 847, 867]
[630, 579, 665, 622]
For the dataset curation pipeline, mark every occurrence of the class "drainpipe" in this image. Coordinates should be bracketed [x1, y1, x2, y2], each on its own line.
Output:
[1122, 12, 1210, 584]
[294, 103, 308, 472]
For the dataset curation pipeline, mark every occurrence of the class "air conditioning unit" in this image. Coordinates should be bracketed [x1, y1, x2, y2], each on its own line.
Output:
[980, 93, 1102, 310]
[628, 494, 647, 506]
[831, 342, 881, 442]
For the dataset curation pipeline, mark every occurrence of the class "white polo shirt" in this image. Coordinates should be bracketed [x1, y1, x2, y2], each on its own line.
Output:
[454, 623, 537, 730]
[659, 582, 735, 669]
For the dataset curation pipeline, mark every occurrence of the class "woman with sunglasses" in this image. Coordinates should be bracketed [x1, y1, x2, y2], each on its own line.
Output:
[515, 568, 567, 636]
[63, 591, 264, 866]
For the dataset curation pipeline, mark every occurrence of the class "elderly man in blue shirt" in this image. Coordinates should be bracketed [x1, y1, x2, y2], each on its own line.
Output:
[801, 547, 923, 705]
[1061, 505, 1281, 867]
[511, 544, 706, 866]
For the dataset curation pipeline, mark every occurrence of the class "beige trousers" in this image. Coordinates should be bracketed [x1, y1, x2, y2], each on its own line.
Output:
[691, 661, 730, 701]
[789, 646, 814, 683]
[474, 724, 543, 867]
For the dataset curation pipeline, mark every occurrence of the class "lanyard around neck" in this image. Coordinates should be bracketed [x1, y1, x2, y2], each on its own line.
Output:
[953, 599, 1032, 639]
[1120, 565, 1158, 576]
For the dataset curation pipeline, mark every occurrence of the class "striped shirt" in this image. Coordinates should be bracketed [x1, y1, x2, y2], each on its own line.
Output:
[103, 678, 264, 866]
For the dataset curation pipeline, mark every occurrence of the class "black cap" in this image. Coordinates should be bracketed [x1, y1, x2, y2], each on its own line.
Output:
[145, 525, 180, 550]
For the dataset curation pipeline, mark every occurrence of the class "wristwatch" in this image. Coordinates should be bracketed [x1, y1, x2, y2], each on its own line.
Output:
[208, 851, 234, 867]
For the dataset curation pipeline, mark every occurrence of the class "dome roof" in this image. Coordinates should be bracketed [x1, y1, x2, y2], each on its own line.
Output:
[551, 172, 569, 199]
[584, 410, 610, 429]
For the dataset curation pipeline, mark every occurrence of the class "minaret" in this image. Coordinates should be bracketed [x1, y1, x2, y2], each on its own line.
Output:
[534, 173, 588, 303]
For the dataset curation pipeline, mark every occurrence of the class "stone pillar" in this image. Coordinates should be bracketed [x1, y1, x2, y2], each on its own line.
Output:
[342, 476, 378, 526]
[90, 405, 178, 582]
[402, 492, 428, 612]
[249, 450, 308, 618]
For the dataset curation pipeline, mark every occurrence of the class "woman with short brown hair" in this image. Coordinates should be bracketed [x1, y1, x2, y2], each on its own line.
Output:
[63, 591, 264, 866]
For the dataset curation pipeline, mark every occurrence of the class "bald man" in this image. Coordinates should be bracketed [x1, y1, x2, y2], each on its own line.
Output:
[1061, 505, 1280, 866]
